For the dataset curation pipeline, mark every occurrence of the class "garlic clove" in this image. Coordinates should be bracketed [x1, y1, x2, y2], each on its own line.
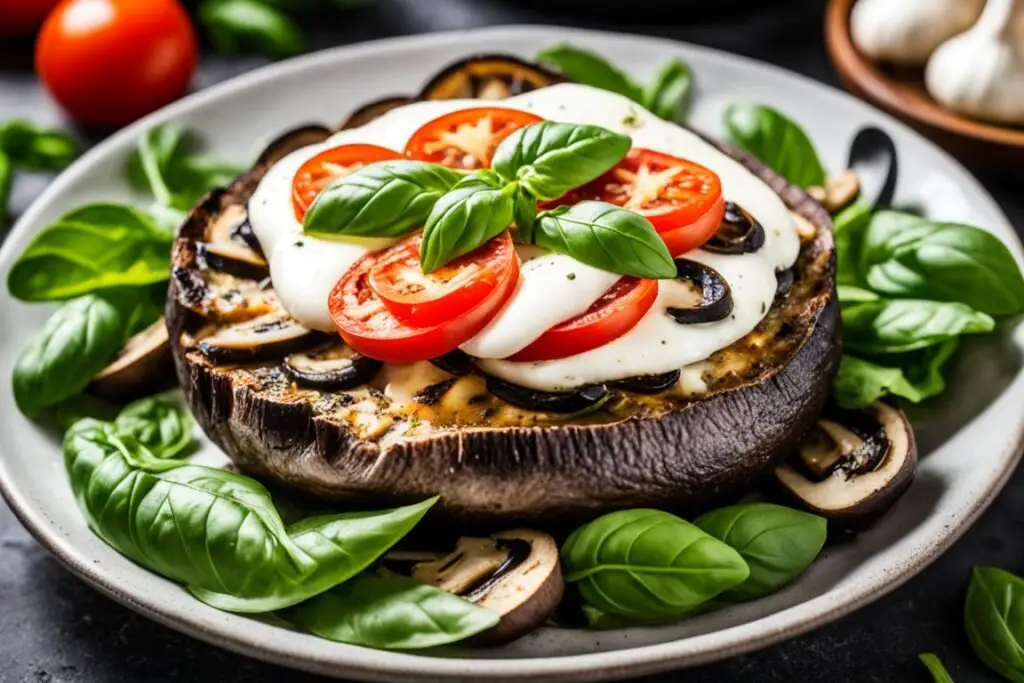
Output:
[851, 0, 985, 67]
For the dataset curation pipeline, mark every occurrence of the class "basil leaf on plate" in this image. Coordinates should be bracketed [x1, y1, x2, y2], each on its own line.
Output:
[643, 59, 693, 122]
[289, 576, 499, 650]
[918, 653, 955, 683]
[0, 151, 11, 226]
[532, 201, 676, 279]
[965, 566, 1024, 683]
[0, 119, 77, 172]
[860, 211, 1024, 316]
[832, 200, 873, 287]
[199, 0, 304, 58]
[842, 299, 993, 354]
[901, 338, 960, 400]
[836, 285, 879, 305]
[561, 508, 749, 621]
[535, 45, 644, 101]
[722, 103, 826, 188]
[492, 121, 630, 200]
[832, 355, 924, 409]
[7, 203, 171, 301]
[419, 171, 515, 273]
[114, 396, 194, 459]
[694, 503, 826, 602]
[303, 160, 461, 238]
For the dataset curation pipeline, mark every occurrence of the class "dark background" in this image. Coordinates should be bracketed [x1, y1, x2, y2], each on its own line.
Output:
[2, 1, 1022, 681]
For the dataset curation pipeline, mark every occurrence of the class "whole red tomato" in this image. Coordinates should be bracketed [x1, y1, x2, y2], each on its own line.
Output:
[0, 0, 61, 37]
[35, 0, 198, 128]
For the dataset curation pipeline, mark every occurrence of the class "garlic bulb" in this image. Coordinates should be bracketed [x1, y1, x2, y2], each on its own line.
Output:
[851, 0, 985, 66]
[926, 0, 1024, 124]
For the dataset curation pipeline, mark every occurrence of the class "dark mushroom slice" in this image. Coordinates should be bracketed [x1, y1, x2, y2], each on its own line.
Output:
[486, 376, 607, 414]
[281, 342, 382, 390]
[666, 259, 734, 324]
[195, 204, 268, 279]
[610, 370, 681, 394]
[430, 349, 475, 376]
[231, 214, 263, 257]
[774, 401, 917, 531]
[339, 96, 417, 130]
[198, 314, 324, 363]
[256, 124, 333, 166]
[413, 378, 458, 405]
[703, 201, 766, 255]
[173, 269, 281, 323]
[90, 318, 174, 399]
[419, 55, 565, 101]
[383, 529, 563, 645]
[775, 267, 795, 301]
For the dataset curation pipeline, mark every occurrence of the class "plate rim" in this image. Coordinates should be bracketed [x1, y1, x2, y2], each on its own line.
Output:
[2, 24, 1023, 682]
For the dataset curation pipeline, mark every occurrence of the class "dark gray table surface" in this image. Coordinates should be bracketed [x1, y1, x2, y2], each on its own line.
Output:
[2, 1, 1022, 681]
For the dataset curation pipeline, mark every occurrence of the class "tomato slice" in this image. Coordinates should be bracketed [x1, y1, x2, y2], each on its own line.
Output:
[292, 144, 401, 220]
[553, 148, 725, 256]
[368, 231, 518, 327]
[329, 233, 520, 363]
[404, 107, 543, 170]
[510, 277, 658, 362]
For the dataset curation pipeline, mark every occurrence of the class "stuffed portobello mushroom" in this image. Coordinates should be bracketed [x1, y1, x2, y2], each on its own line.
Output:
[168, 56, 840, 523]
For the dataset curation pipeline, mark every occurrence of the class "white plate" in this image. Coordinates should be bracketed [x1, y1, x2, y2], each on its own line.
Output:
[1, 25, 1022, 683]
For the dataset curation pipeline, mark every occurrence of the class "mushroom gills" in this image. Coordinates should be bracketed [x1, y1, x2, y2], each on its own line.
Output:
[793, 406, 891, 482]
[282, 342, 382, 390]
[702, 201, 766, 254]
[485, 376, 608, 414]
[666, 259, 734, 324]
[419, 55, 565, 100]
[198, 314, 323, 363]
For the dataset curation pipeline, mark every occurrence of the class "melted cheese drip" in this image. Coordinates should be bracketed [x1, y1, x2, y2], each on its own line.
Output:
[247, 84, 799, 391]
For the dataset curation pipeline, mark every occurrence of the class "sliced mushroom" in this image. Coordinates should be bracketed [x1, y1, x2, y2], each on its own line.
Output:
[703, 202, 766, 255]
[195, 204, 267, 279]
[413, 378, 457, 405]
[666, 259, 734, 324]
[256, 124, 333, 166]
[383, 529, 563, 645]
[610, 370, 682, 394]
[89, 318, 174, 399]
[419, 55, 564, 101]
[486, 376, 608, 414]
[173, 269, 279, 323]
[339, 96, 417, 130]
[775, 267, 795, 301]
[774, 401, 917, 530]
[281, 342, 381, 390]
[198, 314, 323, 363]
[430, 349, 475, 376]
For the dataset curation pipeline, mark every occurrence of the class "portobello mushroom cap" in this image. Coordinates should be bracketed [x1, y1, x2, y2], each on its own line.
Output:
[167, 64, 840, 524]
[774, 401, 917, 530]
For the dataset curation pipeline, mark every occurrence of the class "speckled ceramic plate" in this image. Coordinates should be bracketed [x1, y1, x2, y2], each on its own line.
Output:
[1, 26, 1022, 683]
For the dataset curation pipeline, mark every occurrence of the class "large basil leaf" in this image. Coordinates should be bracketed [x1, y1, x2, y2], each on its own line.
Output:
[492, 121, 630, 201]
[833, 200, 873, 287]
[832, 355, 923, 409]
[114, 396, 194, 459]
[694, 503, 826, 602]
[289, 576, 499, 649]
[900, 338, 960, 399]
[722, 103, 826, 188]
[7, 203, 171, 301]
[842, 299, 993, 354]
[860, 211, 1024, 316]
[535, 45, 644, 101]
[918, 653, 955, 683]
[561, 509, 749, 621]
[643, 59, 693, 122]
[13, 293, 139, 416]
[199, 0, 305, 58]
[965, 566, 1024, 683]
[303, 161, 461, 238]
[0, 119, 77, 172]
[532, 201, 676, 279]
[419, 171, 515, 273]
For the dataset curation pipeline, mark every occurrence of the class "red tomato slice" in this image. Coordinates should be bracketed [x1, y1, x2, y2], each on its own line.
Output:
[329, 233, 520, 363]
[292, 144, 401, 220]
[510, 277, 658, 362]
[368, 231, 518, 327]
[553, 148, 725, 256]
[404, 107, 543, 170]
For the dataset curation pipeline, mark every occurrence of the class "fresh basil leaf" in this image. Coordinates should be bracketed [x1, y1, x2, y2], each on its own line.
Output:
[419, 171, 515, 273]
[694, 503, 826, 602]
[0, 119, 77, 172]
[13, 294, 135, 416]
[643, 59, 693, 122]
[114, 396, 194, 459]
[965, 566, 1024, 683]
[832, 354, 924, 409]
[842, 299, 993, 354]
[535, 45, 644, 102]
[918, 653, 956, 683]
[860, 211, 1024, 316]
[532, 201, 676, 279]
[513, 183, 538, 242]
[0, 151, 11, 226]
[199, 0, 305, 58]
[561, 508, 749, 621]
[833, 200, 873, 287]
[303, 160, 461, 238]
[492, 121, 630, 201]
[901, 338, 959, 399]
[7, 203, 171, 301]
[722, 103, 826, 188]
[836, 284, 879, 304]
[289, 576, 499, 649]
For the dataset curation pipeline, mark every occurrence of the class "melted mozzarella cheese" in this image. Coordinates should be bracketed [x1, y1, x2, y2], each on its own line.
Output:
[247, 83, 800, 390]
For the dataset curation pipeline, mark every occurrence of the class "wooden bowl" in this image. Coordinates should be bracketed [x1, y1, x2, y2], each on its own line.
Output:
[825, 0, 1024, 169]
